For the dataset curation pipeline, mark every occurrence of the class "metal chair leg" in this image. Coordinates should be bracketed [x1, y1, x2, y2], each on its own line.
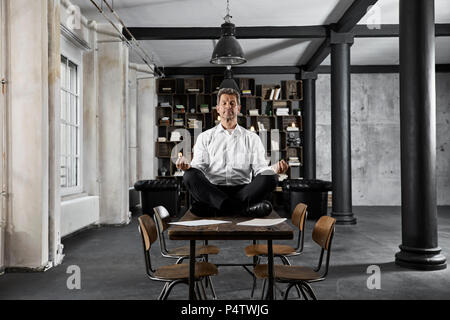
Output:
[162, 280, 185, 300]
[302, 283, 317, 300]
[195, 282, 203, 300]
[199, 279, 208, 300]
[284, 283, 296, 300]
[207, 276, 217, 300]
[250, 256, 261, 298]
[260, 279, 267, 300]
[158, 282, 169, 300]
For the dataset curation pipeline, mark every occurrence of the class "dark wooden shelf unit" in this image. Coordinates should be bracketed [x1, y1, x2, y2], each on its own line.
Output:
[184, 78, 205, 94]
[281, 80, 303, 100]
[156, 76, 305, 180]
[157, 78, 177, 94]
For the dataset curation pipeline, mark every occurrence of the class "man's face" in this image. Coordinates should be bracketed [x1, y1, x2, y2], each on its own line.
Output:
[217, 94, 241, 122]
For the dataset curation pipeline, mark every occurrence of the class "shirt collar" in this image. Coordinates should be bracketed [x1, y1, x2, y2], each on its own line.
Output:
[217, 123, 242, 136]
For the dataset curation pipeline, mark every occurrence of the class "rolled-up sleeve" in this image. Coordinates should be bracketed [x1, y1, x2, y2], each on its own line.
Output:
[190, 133, 210, 173]
[251, 134, 276, 176]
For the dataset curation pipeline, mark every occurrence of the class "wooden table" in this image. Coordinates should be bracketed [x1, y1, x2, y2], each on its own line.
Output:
[168, 210, 294, 300]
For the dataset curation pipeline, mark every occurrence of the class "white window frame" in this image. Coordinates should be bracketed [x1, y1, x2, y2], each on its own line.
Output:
[60, 36, 83, 196]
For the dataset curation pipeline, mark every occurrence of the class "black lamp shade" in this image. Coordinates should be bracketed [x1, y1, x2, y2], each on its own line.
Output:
[211, 22, 246, 65]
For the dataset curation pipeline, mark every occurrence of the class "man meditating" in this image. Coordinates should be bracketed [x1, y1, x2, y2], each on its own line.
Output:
[176, 88, 289, 217]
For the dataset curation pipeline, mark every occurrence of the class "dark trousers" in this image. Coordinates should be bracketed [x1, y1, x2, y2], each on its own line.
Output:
[183, 168, 278, 216]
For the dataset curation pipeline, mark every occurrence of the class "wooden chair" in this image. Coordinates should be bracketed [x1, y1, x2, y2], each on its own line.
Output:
[254, 215, 336, 300]
[244, 203, 308, 297]
[137, 215, 218, 300]
[153, 206, 220, 263]
[153, 206, 220, 299]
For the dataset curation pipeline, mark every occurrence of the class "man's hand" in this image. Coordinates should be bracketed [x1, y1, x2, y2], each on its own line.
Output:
[176, 156, 191, 171]
[272, 159, 289, 174]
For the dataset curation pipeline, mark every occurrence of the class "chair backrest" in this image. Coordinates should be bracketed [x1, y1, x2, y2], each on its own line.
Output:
[291, 203, 307, 231]
[153, 206, 171, 232]
[138, 215, 158, 252]
[311, 215, 336, 278]
[153, 206, 172, 254]
[312, 216, 336, 250]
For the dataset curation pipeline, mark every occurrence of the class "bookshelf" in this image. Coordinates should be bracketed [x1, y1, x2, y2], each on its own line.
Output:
[155, 76, 304, 179]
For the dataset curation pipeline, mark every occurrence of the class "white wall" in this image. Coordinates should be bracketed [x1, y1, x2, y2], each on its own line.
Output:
[5, 0, 50, 269]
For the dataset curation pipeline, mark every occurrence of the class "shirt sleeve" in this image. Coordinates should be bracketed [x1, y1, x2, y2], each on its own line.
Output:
[190, 133, 210, 173]
[251, 134, 276, 176]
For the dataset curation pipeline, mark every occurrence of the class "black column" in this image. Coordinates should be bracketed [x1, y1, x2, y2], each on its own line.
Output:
[301, 70, 318, 180]
[330, 31, 356, 225]
[395, 0, 446, 270]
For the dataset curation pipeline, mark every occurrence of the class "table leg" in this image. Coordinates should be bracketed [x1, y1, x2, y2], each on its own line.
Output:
[189, 240, 196, 300]
[267, 240, 274, 300]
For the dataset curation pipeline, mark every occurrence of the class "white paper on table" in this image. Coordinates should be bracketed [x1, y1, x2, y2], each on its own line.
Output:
[237, 218, 287, 227]
[169, 219, 232, 227]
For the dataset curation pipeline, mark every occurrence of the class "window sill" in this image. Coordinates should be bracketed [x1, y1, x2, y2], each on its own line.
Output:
[61, 192, 89, 202]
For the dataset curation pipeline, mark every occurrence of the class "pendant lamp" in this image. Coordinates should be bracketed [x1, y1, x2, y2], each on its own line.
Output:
[210, 0, 246, 66]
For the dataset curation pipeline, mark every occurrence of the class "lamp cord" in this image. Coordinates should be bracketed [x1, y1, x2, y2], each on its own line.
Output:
[224, 0, 232, 23]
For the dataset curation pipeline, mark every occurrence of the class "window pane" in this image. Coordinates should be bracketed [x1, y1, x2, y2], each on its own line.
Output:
[61, 57, 67, 89]
[61, 91, 66, 122]
[60, 124, 66, 156]
[60, 55, 81, 193]
[70, 94, 76, 125]
[69, 61, 77, 93]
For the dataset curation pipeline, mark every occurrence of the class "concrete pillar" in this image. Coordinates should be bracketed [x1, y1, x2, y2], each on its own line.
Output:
[137, 77, 157, 180]
[128, 66, 138, 186]
[395, 0, 446, 270]
[300, 70, 318, 180]
[330, 30, 356, 225]
[0, 0, 7, 273]
[83, 22, 100, 196]
[47, 0, 63, 266]
[97, 41, 130, 225]
[5, 0, 50, 269]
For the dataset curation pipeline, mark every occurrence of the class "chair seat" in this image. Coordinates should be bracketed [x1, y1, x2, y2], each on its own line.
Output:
[167, 245, 220, 257]
[155, 261, 218, 280]
[245, 244, 296, 257]
[254, 264, 321, 281]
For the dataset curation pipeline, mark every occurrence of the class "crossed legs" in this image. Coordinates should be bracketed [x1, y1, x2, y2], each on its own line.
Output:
[183, 168, 277, 216]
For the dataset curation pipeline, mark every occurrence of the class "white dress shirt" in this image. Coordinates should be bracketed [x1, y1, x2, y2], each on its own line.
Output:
[190, 124, 275, 185]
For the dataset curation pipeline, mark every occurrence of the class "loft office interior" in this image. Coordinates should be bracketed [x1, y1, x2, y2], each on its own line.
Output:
[0, 0, 449, 300]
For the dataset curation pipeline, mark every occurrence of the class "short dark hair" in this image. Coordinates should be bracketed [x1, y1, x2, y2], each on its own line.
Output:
[217, 88, 240, 106]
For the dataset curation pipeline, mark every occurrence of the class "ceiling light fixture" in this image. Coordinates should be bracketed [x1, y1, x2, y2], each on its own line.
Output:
[210, 0, 246, 66]
[219, 65, 240, 91]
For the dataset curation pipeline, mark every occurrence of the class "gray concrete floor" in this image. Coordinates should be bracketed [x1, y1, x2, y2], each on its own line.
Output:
[1, 206, 449, 300]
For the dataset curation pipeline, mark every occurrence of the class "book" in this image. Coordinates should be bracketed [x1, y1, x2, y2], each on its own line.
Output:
[274, 86, 281, 100]
[170, 132, 181, 142]
[242, 89, 252, 96]
[276, 108, 289, 116]
[160, 102, 171, 107]
[269, 89, 275, 100]
[187, 88, 200, 93]
[249, 109, 259, 116]
[200, 104, 209, 113]
[273, 101, 288, 107]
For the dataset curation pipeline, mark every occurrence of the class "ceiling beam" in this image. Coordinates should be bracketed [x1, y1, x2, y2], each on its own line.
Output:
[353, 23, 450, 37]
[161, 64, 450, 76]
[335, 0, 379, 33]
[162, 66, 302, 75]
[304, 0, 378, 71]
[124, 26, 328, 40]
[125, 23, 450, 41]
